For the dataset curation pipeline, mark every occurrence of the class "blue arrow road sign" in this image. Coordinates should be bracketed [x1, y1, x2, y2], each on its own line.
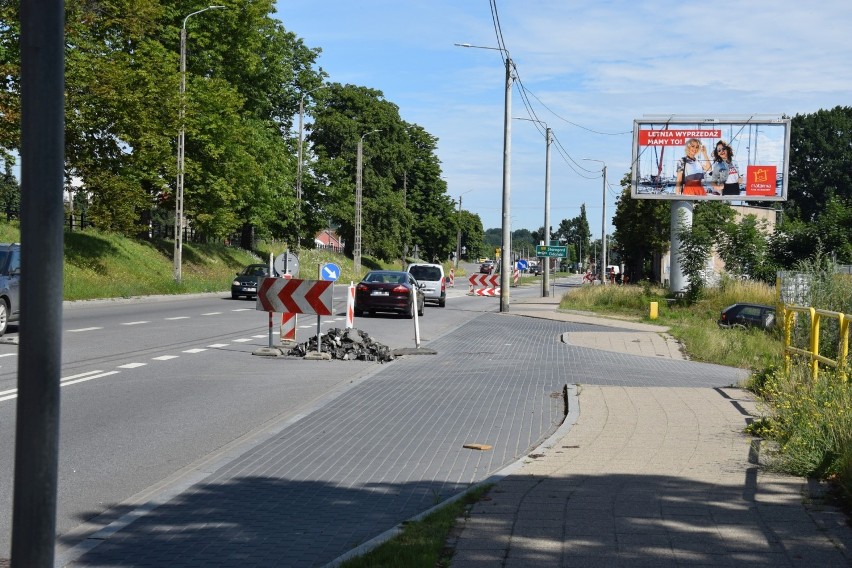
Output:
[321, 262, 341, 282]
[516, 259, 528, 270]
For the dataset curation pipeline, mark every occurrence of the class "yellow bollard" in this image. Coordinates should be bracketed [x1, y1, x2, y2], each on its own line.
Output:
[649, 301, 658, 320]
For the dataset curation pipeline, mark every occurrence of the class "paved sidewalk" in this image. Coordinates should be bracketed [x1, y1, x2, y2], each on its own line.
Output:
[449, 291, 852, 567]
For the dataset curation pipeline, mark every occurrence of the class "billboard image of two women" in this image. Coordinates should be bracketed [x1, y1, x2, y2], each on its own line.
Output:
[631, 117, 791, 201]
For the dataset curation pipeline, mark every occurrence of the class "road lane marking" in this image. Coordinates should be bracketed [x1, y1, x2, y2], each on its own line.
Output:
[232, 338, 252, 343]
[201, 312, 222, 316]
[117, 363, 147, 369]
[0, 353, 15, 358]
[68, 327, 103, 332]
[61, 371, 120, 387]
[165, 316, 190, 320]
[207, 344, 229, 348]
[231, 308, 253, 312]
[182, 348, 207, 354]
[122, 321, 149, 326]
[152, 355, 178, 361]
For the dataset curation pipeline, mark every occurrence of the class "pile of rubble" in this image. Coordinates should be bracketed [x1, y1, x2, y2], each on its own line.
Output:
[287, 327, 396, 363]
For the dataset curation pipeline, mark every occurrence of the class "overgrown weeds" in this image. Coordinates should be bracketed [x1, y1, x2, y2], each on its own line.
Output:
[560, 279, 780, 369]
[747, 366, 852, 505]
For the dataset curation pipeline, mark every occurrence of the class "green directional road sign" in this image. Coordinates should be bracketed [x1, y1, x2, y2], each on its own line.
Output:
[535, 245, 567, 258]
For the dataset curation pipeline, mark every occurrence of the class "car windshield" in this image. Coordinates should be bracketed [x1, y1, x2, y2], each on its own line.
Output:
[241, 265, 268, 276]
[0, 251, 9, 274]
[409, 266, 441, 281]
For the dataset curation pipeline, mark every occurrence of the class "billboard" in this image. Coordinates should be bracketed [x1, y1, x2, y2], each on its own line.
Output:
[631, 117, 791, 201]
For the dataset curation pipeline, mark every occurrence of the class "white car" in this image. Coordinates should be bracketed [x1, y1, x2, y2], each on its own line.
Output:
[406, 263, 446, 307]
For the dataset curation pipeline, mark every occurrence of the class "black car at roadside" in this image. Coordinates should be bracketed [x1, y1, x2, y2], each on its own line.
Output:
[718, 303, 775, 331]
[0, 243, 20, 336]
[231, 263, 278, 300]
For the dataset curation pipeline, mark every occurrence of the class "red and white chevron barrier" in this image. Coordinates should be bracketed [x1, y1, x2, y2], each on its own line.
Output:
[448, 269, 455, 287]
[256, 278, 333, 315]
[471, 287, 500, 296]
[468, 274, 500, 287]
[280, 312, 297, 342]
[346, 282, 355, 328]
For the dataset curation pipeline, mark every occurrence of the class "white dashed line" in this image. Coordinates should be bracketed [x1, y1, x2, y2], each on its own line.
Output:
[117, 362, 147, 369]
[207, 344, 229, 348]
[231, 308, 253, 312]
[183, 348, 207, 354]
[68, 327, 103, 333]
[152, 355, 178, 361]
[251, 335, 267, 339]
[232, 338, 253, 343]
[165, 316, 190, 321]
[122, 321, 150, 326]
[61, 371, 120, 387]
[0, 353, 15, 358]
[201, 312, 222, 316]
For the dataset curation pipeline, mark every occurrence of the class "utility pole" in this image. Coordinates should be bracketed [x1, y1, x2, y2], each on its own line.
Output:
[354, 129, 380, 277]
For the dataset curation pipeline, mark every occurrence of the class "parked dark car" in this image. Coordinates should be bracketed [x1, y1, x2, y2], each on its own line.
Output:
[718, 303, 776, 330]
[231, 263, 278, 300]
[0, 243, 21, 336]
[354, 270, 425, 318]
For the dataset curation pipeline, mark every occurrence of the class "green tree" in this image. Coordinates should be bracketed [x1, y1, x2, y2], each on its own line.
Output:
[787, 106, 852, 224]
[717, 213, 774, 281]
[308, 84, 453, 262]
[0, 161, 19, 218]
[612, 178, 669, 281]
[555, 205, 591, 267]
[458, 210, 485, 261]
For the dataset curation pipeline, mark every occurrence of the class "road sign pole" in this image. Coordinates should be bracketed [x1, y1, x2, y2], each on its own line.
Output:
[316, 263, 322, 354]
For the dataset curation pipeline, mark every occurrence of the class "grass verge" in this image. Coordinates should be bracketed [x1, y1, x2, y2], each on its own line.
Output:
[338, 484, 492, 568]
[558, 278, 781, 369]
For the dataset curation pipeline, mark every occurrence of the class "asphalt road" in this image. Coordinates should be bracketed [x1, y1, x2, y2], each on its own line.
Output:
[0, 276, 501, 559]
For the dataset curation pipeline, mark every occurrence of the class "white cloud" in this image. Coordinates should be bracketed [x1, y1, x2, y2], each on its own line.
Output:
[277, 0, 852, 232]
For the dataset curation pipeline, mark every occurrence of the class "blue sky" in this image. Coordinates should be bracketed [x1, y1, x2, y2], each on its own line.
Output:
[276, 1, 852, 235]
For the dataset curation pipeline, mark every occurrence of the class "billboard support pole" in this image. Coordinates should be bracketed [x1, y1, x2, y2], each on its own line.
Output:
[669, 200, 693, 293]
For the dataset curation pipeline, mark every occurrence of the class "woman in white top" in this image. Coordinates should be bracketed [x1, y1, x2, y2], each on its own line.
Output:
[710, 140, 743, 196]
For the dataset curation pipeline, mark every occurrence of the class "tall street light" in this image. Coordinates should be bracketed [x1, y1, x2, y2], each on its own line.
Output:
[455, 43, 513, 312]
[175, 5, 225, 282]
[515, 117, 551, 297]
[354, 129, 381, 277]
[583, 158, 607, 284]
[455, 189, 473, 270]
[296, 84, 328, 248]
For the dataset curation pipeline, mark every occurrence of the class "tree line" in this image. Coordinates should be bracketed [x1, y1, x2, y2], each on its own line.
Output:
[0, 0, 487, 262]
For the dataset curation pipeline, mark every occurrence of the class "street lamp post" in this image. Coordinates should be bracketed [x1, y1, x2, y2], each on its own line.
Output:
[296, 84, 328, 248]
[583, 159, 607, 284]
[354, 129, 381, 277]
[455, 43, 513, 312]
[175, 5, 224, 282]
[455, 190, 473, 270]
[515, 117, 551, 297]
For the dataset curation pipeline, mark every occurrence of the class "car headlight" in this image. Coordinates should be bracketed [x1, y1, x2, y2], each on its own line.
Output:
[233, 280, 240, 286]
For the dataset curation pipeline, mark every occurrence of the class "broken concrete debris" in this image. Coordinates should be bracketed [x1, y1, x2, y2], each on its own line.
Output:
[287, 327, 395, 362]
